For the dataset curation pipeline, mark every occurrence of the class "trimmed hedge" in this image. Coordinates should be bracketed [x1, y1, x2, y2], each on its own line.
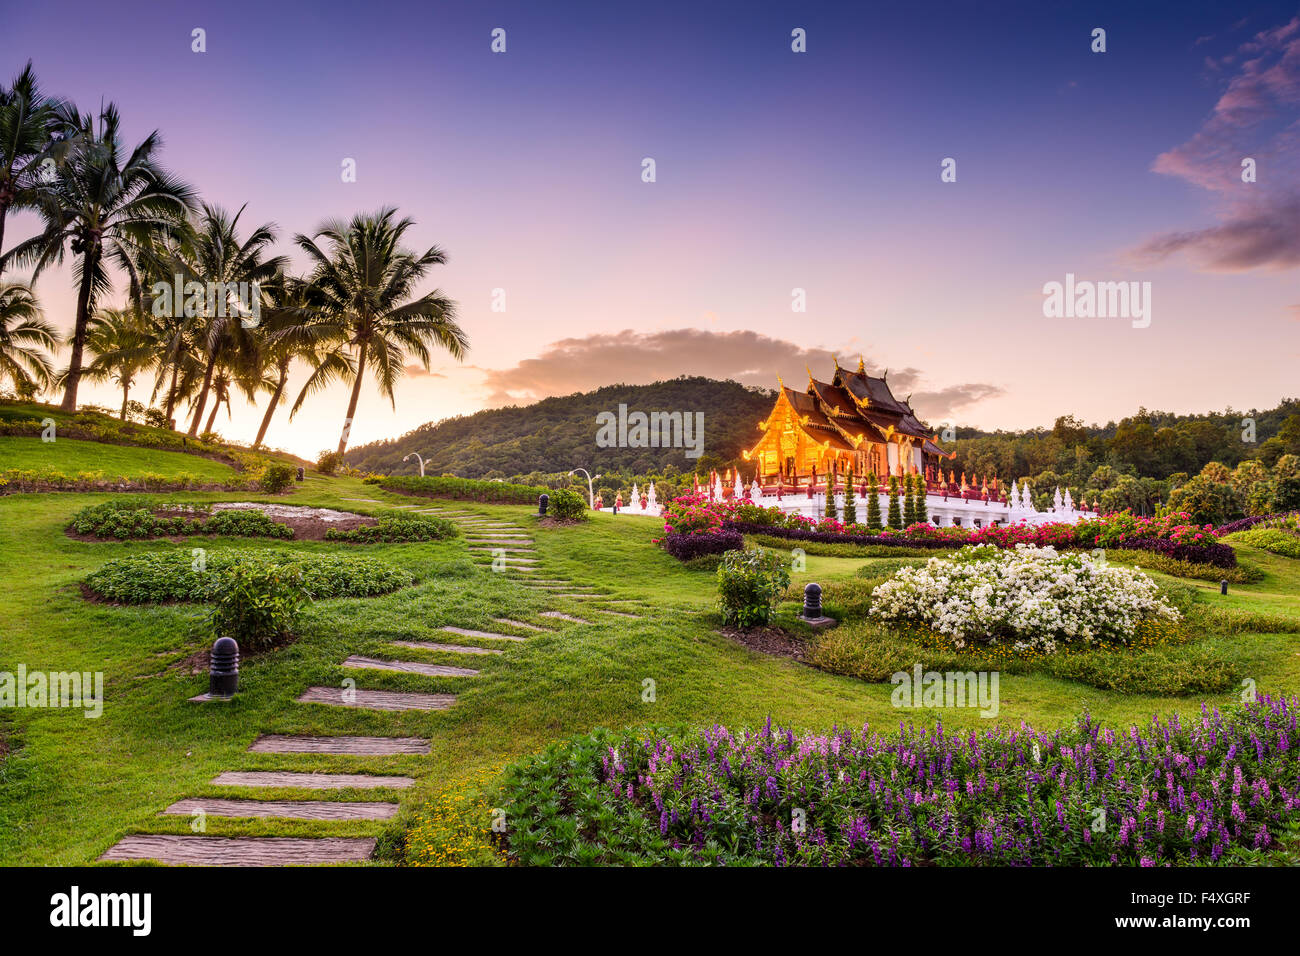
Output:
[663, 530, 743, 561]
[1112, 537, 1237, 569]
[380, 474, 550, 504]
[724, 521, 952, 549]
[325, 513, 458, 543]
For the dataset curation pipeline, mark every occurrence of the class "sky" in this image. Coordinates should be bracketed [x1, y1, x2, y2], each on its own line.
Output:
[3, 0, 1299, 458]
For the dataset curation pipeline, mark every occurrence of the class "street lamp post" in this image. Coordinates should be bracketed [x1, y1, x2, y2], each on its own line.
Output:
[569, 468, 601, 508]
[403, 452, 429, 477]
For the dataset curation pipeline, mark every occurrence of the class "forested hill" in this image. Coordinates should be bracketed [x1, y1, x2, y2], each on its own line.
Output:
[345, 377, 777, 477]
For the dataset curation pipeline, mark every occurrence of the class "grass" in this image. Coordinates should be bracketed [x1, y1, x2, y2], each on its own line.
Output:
[2, 449, 1300, 866]
[0, 436, 239, 481]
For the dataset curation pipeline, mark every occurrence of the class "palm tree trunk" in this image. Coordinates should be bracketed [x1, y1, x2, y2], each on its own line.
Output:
[163, 360, 180, 426]
[60, 247, 98, 411]
[253, 363, 288, 449]
[204, 390, 222, 435]
[188, 354, 217, 436]
[337, 345, 368, 456]
[0, 194, 10, 262]
[120, 382, 130, 421]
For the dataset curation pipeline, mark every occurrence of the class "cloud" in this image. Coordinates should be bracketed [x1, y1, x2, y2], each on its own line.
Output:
[1131, 16, 1300, 272]
[477, 328, 1003, 422]
[403, 364, 446, 378]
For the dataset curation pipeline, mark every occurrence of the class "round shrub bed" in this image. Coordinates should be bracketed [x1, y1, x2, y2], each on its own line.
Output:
[870, 544, 1179, 652]
[69, 500, 293, 540]
[84, 548, 415, 603]
[500, 700, 1300, 866]
[324, 512, 457, 543]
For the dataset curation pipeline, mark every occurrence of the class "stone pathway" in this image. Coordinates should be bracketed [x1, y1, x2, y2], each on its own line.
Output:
[100, 502, 626, 866]
[100, 835, 376, 866]
[163, 798, 399, 821]
[297, 687, 457, 711]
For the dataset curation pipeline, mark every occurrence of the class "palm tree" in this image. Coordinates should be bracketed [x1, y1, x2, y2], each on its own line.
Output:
[289, 208, 467, 456]
[158, 203, 284, 436]
[0, 62, 71, 262]
[0, 281, 58, 396]
[250, 275, 350, 449]
[78, 306, 157, 419]
[8, 103, 195, 411]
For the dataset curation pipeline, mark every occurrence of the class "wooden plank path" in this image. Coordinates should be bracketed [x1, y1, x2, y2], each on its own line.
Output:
[212, 770, 415, 789]
[100, 835, 376, 866]
[343, 655, 478, 677]
[297, 686, 457, 711]
[163, 798, 399, 821]
[250, 734, 430, 754]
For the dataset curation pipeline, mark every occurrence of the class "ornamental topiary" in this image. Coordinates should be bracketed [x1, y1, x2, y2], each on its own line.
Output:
[717, 548, 791, 628]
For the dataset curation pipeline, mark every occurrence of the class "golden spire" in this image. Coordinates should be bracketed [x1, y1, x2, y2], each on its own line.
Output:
[857, 355, 865, 374]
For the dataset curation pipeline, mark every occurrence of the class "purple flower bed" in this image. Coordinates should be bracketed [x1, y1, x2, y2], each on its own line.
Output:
[662, 529, 743, 561]
[501, 698, 1300, 866]
[723, 521, 952, 549]
[1114, 537, 1238, 569]
[1217, 512, 1300, 535]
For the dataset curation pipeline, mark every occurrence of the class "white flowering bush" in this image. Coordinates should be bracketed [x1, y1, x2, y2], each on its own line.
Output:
[869, 544, 1180, 652]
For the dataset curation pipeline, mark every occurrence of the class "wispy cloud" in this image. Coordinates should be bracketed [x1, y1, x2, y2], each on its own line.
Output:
[476, 328, 1002, 421]
[1132, 16, 1300, 271]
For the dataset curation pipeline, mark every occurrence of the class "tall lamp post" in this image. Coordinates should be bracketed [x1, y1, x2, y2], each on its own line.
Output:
[403, 452, 429, 477]
[569, 468, 601, 508]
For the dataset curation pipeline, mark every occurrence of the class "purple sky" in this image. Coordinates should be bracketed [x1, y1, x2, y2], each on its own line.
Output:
[4, 1, 1299, 457]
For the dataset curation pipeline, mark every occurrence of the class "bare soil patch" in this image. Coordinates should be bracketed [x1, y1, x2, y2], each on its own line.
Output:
[719, 625, 808, 661]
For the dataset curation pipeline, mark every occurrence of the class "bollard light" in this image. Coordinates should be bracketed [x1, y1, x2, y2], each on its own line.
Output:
[537, 493, 549, 516]
[296, 466, 305, 482]
[802, 582, 823, 619]
[208, 637, 239, 698]
[1220, 580, 1229, 596]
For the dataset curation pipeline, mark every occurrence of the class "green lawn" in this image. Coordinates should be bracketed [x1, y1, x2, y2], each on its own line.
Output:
[0, 436, 240, 480]
[2, 471, 1299, 865]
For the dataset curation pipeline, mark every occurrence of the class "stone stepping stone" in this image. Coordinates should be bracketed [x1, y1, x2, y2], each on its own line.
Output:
[492, 618, 552, 632]
[163, 798, 399, 821]
[442, 625, 526, 642]
[594, 609, 640, 618]
[550, 593, 599, 599]
[340, 498, 381, 503]
[392, 640, 502, 656]
[100, 835, 376, 866]
[525, 584, 596, 590]
[212, 770, 414, 789]
[297, 687, 456, 711]
[541, 611, 590, 624]
[468, 544, 534, 551]
[486, 556, 537, 563]
[249, 734, 430, 755]
[343, 655, 478, 678]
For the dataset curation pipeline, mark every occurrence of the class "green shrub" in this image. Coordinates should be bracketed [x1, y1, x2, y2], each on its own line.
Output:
[316, 449, 343, 476]
[84, 549, 415, 604]
[204, 509, 294, 538]
[548, 488, 588, 521]
[210, 560, 308, 651]
[717, 548, 790, 628]
[380, 474, 549, 504]
[259, 462, 295, 494]
[1104, 548, 1263, 584]
[325, 512, 457, 543]
[1231, 527, 1300, 559]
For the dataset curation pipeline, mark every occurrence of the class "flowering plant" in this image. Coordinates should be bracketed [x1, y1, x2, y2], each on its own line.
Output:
[870, 544, 1180, 651]
[502, 700, 1300, 866]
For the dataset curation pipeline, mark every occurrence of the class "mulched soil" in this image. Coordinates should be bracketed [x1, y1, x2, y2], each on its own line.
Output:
[719, 625, 808, 661]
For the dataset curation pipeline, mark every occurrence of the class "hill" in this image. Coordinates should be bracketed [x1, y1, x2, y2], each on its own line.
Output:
[345, 377, 776, 477]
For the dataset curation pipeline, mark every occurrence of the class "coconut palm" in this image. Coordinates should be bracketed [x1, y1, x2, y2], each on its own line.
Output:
[0, 62, 72, 262]
[154, 203, 284, 436]
[289, 208, 466, 456]
[77, 306, 158, 419]
[8, 103, 195, 411]
[0, 281, 58, 395]
[250, 275, 350, 449]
